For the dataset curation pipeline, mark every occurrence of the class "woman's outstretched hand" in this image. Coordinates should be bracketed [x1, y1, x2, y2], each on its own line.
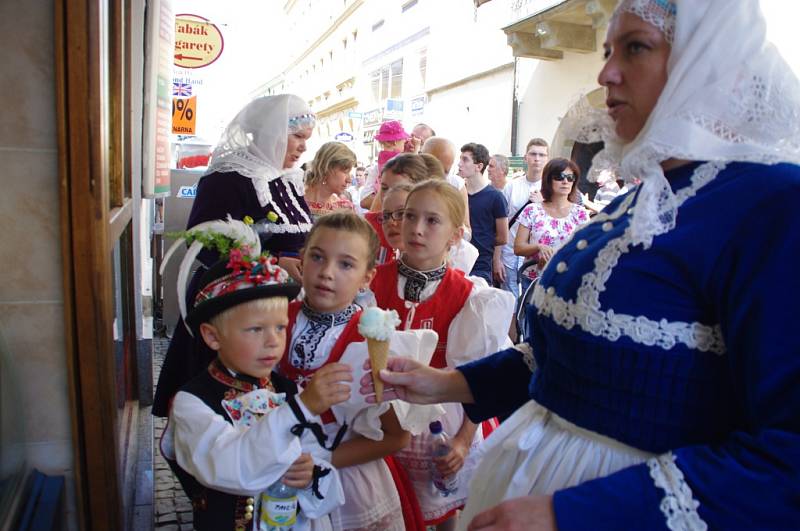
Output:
[467, 495, 556, 530]
[359, 357, 474, 405]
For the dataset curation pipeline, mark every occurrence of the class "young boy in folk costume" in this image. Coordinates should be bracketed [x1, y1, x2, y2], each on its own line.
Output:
[161, 219, 350, 531]
[280, 212, 438, 531]
[370, 179, 515, 530]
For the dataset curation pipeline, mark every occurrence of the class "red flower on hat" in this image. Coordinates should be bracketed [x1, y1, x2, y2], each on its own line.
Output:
[226, 248, 245, 274]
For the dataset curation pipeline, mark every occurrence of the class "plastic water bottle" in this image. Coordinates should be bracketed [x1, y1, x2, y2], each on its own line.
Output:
[260, 479, 298, 530]
[430, 421, 458, 497]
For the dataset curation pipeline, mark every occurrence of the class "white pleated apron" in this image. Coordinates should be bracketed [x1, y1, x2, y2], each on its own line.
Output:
[457, 400, 655, 530]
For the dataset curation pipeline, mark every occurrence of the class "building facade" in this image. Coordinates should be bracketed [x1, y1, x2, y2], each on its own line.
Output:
[252, 0, 520, 162]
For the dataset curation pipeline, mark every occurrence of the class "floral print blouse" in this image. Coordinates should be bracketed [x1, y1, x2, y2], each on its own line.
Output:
[306, 195, 355, 220]
[518, 202, 590, 280]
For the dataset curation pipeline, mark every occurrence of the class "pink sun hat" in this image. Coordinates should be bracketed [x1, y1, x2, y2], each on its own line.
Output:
[374, 120, 410, 142]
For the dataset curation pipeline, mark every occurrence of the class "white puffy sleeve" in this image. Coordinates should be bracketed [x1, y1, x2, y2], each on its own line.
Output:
[446, 281, 515, 368]
[171, 392, 314, 495]
[331, 329, 445, 438]
[448, 238, 479, 274]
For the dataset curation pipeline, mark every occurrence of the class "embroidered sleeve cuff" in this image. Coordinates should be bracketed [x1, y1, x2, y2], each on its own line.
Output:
[553, 462, 668, 531]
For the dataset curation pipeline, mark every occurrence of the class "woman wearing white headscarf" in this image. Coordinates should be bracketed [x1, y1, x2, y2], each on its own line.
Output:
[153, 95, 316, 417]
[367, 1, 800, 529]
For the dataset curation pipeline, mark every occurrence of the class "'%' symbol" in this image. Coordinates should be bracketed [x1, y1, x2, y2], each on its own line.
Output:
[173, 98, 194, 121]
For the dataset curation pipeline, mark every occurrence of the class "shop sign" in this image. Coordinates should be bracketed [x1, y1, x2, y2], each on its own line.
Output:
[363, 108, 382, 127]
[347, 111, 363, 119]
[411, 95, 426, 116]
[172, 95, 197, 134]
[334, 132, 355, 142]
[177, 183, 197, 198]
[384, 98, 404, 119]
[174, 14, 224, 69]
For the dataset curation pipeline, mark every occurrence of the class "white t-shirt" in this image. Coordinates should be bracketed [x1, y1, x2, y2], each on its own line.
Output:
[501, 176, 542, 269]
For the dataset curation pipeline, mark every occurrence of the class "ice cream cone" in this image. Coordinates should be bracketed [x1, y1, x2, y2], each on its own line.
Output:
[367, 338, 390, 402]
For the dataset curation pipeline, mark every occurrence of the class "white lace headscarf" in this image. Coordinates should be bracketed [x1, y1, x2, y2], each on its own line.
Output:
[205, 94, 316, 206]
[596, 0, 800, 248]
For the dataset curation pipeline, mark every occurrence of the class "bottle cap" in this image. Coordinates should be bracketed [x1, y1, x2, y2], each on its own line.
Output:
[429, 421, 443, 434]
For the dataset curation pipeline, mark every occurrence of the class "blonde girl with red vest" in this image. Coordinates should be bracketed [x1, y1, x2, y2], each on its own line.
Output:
[370, 179, 515, 530]
[279, 212, 420, 531]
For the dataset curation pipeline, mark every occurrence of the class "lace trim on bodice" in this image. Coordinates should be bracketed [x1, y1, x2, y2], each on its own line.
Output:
[533, 162, 727, 354]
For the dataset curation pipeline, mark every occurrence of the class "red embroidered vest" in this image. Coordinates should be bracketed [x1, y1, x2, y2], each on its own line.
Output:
[279, 301, 364, 424]
[371, 263, 473, 369]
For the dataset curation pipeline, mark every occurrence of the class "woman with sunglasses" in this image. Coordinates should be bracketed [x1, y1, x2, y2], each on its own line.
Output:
[513, 158, 589, 292]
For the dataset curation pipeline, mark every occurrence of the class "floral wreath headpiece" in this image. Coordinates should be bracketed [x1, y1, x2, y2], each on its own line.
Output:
[160, 216, 300, 335]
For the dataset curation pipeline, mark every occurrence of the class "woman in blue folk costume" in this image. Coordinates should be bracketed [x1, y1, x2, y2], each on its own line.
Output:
[366, 1, 800, 529]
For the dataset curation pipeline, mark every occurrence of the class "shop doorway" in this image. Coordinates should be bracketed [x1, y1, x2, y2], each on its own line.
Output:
[55, 0, 144, 528]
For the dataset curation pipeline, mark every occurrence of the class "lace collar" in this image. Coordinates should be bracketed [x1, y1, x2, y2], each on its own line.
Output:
[398, 259, 447, 303]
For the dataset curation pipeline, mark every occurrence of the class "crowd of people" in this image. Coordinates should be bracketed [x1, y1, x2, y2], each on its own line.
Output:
[152, 0, 800, 529]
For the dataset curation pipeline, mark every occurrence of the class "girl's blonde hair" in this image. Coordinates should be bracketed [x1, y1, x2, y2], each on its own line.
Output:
[305, 142, 357, 187]
[210, 297, 288, 333]
[419, 153, 445, 179]
[381, 153, 429, 183]
[305, 211, 381, 270]
[407, 179, 466, 228]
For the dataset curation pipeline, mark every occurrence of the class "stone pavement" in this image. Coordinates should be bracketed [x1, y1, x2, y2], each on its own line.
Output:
[152, 336, 194, 531]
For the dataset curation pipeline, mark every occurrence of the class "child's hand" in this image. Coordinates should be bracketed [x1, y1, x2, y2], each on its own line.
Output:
[299, 363, 353, 415]
[433, 439, 468, 477]
[282, 453, 314, 488]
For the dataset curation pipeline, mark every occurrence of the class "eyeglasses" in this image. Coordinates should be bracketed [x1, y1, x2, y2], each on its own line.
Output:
[552, 172, 576, 183]
[380, 209, 405, 224]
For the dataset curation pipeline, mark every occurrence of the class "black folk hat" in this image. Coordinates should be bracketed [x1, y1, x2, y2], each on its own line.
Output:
[185, 253, 301, 332]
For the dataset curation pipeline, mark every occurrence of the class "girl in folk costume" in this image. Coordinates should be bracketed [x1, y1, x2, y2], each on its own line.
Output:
[371, 177, 479, 276]
[370, 179, 515, 530]
[279, 212, 428, 531]
[364, 153, 430, 265]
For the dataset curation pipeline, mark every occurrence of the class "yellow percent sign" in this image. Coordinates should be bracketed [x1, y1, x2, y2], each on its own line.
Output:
[172, 96, 197, 134]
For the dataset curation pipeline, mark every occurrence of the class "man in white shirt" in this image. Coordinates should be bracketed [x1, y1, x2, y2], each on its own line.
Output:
[499, 138, 549, 298]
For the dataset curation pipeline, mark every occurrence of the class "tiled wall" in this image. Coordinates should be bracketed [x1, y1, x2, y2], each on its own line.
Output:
[0, 0, 77, 528]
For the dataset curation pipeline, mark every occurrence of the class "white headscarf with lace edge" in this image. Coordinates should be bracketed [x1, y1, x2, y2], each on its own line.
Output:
[594, 0, 800, 249]
[204, 94, 316, 207]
